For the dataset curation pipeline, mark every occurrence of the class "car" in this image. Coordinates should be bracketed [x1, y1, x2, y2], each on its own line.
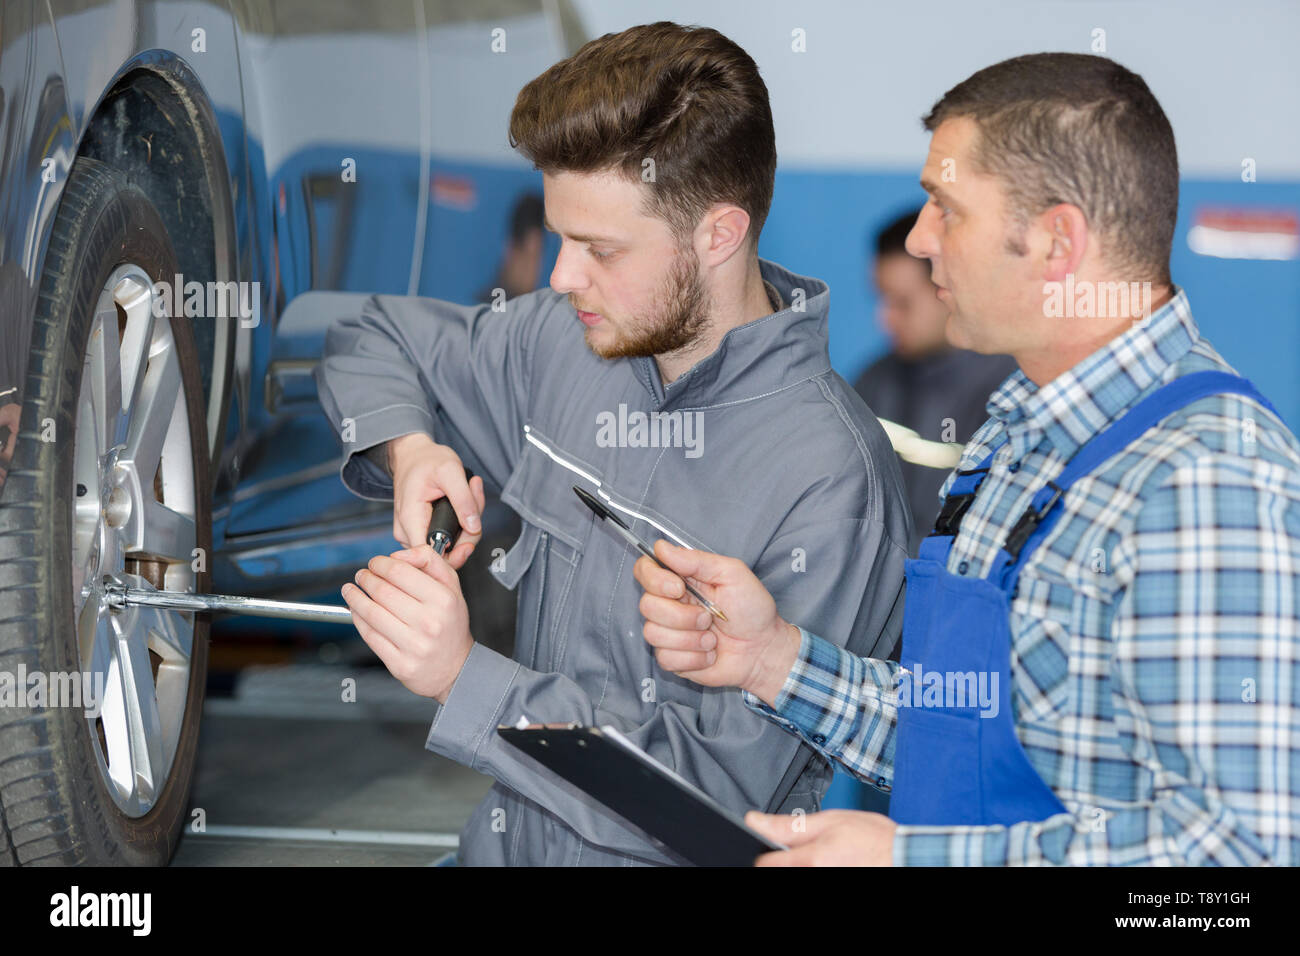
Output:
[0, 0, 575, 866]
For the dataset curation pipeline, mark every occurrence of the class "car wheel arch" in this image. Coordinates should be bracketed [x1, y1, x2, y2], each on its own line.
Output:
[73, 51, 244, 486]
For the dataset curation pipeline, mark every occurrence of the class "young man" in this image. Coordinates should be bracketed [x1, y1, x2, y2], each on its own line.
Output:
[635, 52, 1300, 865]
[315, 22, 910, 866]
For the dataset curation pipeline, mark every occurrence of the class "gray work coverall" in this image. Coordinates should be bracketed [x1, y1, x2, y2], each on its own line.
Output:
[315, 257, 911, 865]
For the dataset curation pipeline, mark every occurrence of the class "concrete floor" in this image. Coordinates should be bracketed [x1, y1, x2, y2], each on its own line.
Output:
[171, 650, 494, 866]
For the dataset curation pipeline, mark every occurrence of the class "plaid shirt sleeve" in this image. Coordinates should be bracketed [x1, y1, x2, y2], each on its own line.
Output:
[892, 453, 1299, 866]
[741, 627, 900, 791]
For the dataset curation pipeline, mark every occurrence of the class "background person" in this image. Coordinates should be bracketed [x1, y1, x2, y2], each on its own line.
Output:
[474, 191, 546, 304]
[854, 208, 1017, 556]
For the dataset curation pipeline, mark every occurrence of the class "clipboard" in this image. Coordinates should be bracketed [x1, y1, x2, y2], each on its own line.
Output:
[497, 722, 786, 866]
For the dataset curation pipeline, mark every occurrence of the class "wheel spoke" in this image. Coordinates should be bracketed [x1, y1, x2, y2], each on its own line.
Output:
[146, 608, 192, 778]
[73, 384, 101, 490]
[80, 605, 115, 719]
[136, 499, 196, 564]
[116, 278, 157, 425]
[141, 605, 193, 665]
[120, 332, 180, 481]
[76, 598, 96, 666]
[111, 613, 165, 807]
[70, 408, 101, 606]
[86, 304, 122, 455]
[96, 634, 132, 801]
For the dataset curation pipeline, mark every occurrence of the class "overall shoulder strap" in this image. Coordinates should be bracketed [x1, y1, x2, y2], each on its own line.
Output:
[917, 440, 1006, 562]
[992, 371, 1276, 592]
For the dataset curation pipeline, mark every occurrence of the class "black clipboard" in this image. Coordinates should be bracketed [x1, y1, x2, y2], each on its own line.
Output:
[497, 723, 785, 866]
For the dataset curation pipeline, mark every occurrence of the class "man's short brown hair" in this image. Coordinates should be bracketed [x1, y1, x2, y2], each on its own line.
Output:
[509, 21, 776, 248]
[924, 53, 1178, 285]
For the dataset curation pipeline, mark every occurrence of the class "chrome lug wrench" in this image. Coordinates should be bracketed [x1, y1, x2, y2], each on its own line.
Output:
[105, 488, 466, 624]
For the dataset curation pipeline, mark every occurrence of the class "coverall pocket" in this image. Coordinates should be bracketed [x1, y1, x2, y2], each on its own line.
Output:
[501, 436, 592, 562]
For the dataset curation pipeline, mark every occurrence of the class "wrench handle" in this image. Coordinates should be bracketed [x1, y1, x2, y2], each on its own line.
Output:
[427, 468, 473, 555]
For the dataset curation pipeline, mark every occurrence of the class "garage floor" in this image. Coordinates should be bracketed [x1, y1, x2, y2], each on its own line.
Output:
[170, 639, 494, 866]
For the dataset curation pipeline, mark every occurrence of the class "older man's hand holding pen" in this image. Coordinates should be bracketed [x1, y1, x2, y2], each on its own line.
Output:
[632, 540, 801, 705]
[632, 539, 897, 867]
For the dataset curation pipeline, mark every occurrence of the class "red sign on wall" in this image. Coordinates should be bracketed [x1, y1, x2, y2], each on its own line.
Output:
[1188, 207, 1299, 260]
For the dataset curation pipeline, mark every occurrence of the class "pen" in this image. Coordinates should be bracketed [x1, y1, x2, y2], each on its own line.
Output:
[572, 485, 729, 622]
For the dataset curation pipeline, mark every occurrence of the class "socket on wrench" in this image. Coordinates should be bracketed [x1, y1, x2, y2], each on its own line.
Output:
[106, 473, 469, 624]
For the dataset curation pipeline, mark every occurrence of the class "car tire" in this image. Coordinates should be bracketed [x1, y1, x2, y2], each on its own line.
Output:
[0, 156, 210, 865]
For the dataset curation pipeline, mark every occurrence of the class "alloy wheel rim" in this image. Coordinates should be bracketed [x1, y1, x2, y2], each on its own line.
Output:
[71, 264, 197, 818]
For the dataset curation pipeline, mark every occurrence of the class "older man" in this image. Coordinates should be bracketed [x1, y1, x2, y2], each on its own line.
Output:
[636, 52, 1300, 866]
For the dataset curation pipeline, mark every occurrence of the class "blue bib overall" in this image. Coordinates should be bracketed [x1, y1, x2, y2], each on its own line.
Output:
[888, 371, 1276, 826]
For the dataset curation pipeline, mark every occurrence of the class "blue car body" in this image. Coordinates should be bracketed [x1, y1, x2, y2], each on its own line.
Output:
[0, 1, 572, 613]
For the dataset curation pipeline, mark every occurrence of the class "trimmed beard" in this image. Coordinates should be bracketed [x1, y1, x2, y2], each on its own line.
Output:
[581, 242, 709, 360]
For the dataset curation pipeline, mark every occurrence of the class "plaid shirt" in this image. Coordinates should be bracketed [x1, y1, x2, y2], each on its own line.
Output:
[743, 288, 1300, 865]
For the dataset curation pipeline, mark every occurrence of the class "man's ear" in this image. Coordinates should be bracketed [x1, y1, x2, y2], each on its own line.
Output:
[698, 203, 753, 266]
[1040, 203, 1088, 283]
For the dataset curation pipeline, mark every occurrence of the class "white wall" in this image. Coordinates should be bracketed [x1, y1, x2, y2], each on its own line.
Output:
[570, 0, 1300, 179]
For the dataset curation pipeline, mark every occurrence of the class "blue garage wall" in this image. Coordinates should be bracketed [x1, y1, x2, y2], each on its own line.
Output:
[761, 172, 1300, 429]
[281, 148, 1299, 432]
[759, 170, 924, 384]
[1169, 181, 1300, 430]
[261, 140, 1300, 437]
